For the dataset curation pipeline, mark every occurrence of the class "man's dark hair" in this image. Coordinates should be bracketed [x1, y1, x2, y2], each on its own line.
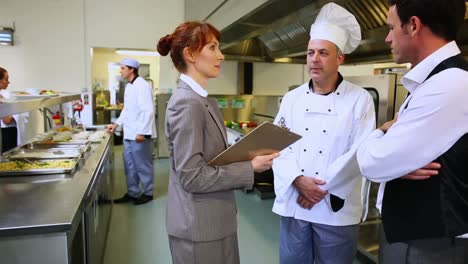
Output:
[127, 66, 139, 76]
[388, 0, 466, 41]
[0, 67, 6, 80]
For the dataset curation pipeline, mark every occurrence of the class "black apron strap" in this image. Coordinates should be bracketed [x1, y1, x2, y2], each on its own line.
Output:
[424, 54, 468, 82]
[403, 54, 467, 110]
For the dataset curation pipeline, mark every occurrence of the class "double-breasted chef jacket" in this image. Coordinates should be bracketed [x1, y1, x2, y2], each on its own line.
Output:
[272, 76, 375, 226]
[115, 76, 156, 140]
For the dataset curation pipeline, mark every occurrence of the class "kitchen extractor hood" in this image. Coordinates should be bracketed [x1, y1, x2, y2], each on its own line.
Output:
[220, 0, 468, 64]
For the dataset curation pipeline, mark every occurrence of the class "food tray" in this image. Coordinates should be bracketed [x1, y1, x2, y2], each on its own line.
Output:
[31, 139, 90, 145]
[22, 142, 91, 153]
[7, 149, 83, 159]
[0, 159, 78, 176]
[88, 131, 107, 143]
[22, 143, 89, 150]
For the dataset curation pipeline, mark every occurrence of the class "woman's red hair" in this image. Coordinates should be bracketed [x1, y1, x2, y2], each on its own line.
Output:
[157, 21, 221, 73]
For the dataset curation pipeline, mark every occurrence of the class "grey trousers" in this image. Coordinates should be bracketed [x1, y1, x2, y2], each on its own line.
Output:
[379, 224, 468, 264]
[123, 138, 154, 197]
[279, 217, 359, 264]
[168, 234, 240, 264]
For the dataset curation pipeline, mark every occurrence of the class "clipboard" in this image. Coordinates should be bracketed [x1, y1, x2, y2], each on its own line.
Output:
[208, 121, 302, 166]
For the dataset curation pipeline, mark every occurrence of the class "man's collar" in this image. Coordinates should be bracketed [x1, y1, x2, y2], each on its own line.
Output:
[129, 75, 139, 84]
[308, 72, 344, 95]
[402, 41, 461, 93]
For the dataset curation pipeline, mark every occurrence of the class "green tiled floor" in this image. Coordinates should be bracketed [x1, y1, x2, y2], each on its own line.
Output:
[103, 145, 364, 264]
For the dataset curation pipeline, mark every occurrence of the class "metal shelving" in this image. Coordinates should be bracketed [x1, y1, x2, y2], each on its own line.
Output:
[0, 93, 80, 117]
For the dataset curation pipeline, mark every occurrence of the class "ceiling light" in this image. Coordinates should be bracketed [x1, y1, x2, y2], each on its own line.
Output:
[274, 58, 293, 63]
[116, 50, 159, 56]
[0, 27, 14, 46]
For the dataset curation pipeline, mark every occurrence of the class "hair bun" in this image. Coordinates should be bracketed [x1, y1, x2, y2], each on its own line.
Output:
[157, 34, 173, 56]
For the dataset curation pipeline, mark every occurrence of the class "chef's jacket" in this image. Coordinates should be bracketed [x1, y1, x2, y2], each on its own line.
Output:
[115, 76, 156, 140]
[272, 78, 375, 226]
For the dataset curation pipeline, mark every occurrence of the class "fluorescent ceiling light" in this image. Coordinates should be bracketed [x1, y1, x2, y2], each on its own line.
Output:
[274, 58, 293, 63]
[116, 50, 159, 56]
[0, 28, 13, 46]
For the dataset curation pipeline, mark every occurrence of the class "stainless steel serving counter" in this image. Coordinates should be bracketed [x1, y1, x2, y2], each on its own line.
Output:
[0, 134, 113, 264]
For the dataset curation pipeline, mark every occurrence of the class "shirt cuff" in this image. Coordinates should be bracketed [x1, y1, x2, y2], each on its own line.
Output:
[370, 129, 384, 139]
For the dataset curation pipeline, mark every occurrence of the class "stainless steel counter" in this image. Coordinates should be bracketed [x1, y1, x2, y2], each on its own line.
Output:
[0, 134, 111, 237]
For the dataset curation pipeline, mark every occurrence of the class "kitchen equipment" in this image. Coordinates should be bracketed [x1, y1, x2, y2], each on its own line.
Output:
[7, 149, 83, 159]
[22, 143, 90, 151]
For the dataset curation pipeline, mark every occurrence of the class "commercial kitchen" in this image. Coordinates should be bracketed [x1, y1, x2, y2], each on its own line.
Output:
[1, 0, 467, 263]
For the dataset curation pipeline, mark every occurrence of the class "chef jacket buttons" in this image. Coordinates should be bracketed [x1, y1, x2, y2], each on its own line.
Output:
[323, 130, 326, 133]
[315, 172, 319, 175]
[305, 128, 309, 131]
[337, 92, 340, 95]
[307, 92, 310, 94]
[301, 169, 304, 172]
[319, 150, 322, 154]
[306, 109, 309, 112]
[328, 109, 331, 112]
[304, 149, 307, 152]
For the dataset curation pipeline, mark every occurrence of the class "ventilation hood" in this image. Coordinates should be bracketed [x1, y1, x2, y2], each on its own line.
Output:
[220, 0, 468, 64]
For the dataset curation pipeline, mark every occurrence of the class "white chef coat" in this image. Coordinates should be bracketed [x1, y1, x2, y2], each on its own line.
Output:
[0, 89, 31, 146]
[0, 89, 17, 128]
[272, 78, 375, 226]
[115, 76, 156, 140]
[357, 41, 468, 238]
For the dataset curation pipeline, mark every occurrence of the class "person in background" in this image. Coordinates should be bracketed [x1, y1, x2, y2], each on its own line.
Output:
[272, 3, 376, 264]
[356, 0, 468, 263]
[0, 67, 18, 153]
[157, 21, 278, 264]
[107, 58, 157, 205]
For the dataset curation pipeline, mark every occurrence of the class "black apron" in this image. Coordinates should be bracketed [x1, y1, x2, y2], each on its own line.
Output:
[1, 126, 18, 152]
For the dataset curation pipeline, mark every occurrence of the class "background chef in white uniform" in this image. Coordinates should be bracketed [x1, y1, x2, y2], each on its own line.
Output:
[0, 67, 32, 152]
[272, 3, 376, 264]
[107, 58, 157, 205]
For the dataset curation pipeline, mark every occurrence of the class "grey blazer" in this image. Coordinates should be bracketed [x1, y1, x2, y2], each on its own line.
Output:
[165, 80, 254, 242]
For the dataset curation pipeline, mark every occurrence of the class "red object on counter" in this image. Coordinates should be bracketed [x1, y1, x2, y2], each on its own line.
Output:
[247, 121, 257, 128]
[52, 111, 61, 127]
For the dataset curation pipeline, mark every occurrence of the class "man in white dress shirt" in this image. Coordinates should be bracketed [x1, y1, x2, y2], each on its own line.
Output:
[107, 58, 157, 205]
[272, 3, 376, 263]
[357, 0, 468, 263]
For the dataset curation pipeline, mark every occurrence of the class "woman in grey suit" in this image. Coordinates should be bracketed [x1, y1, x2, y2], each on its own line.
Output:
[157, 21, 279, 264]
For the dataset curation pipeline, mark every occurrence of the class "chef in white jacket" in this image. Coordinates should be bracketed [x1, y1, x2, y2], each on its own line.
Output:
[0, 67, 18, 153]
[272, 3, 376, 264]
[107, 58, 157, 205]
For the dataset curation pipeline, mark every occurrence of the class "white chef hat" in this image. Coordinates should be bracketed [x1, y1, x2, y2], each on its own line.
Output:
[309, 2, 361, 54]
[120, 58, 140, 69]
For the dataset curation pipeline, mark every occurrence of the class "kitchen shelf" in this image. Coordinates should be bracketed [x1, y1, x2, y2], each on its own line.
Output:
[0, 93, 80, 117]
